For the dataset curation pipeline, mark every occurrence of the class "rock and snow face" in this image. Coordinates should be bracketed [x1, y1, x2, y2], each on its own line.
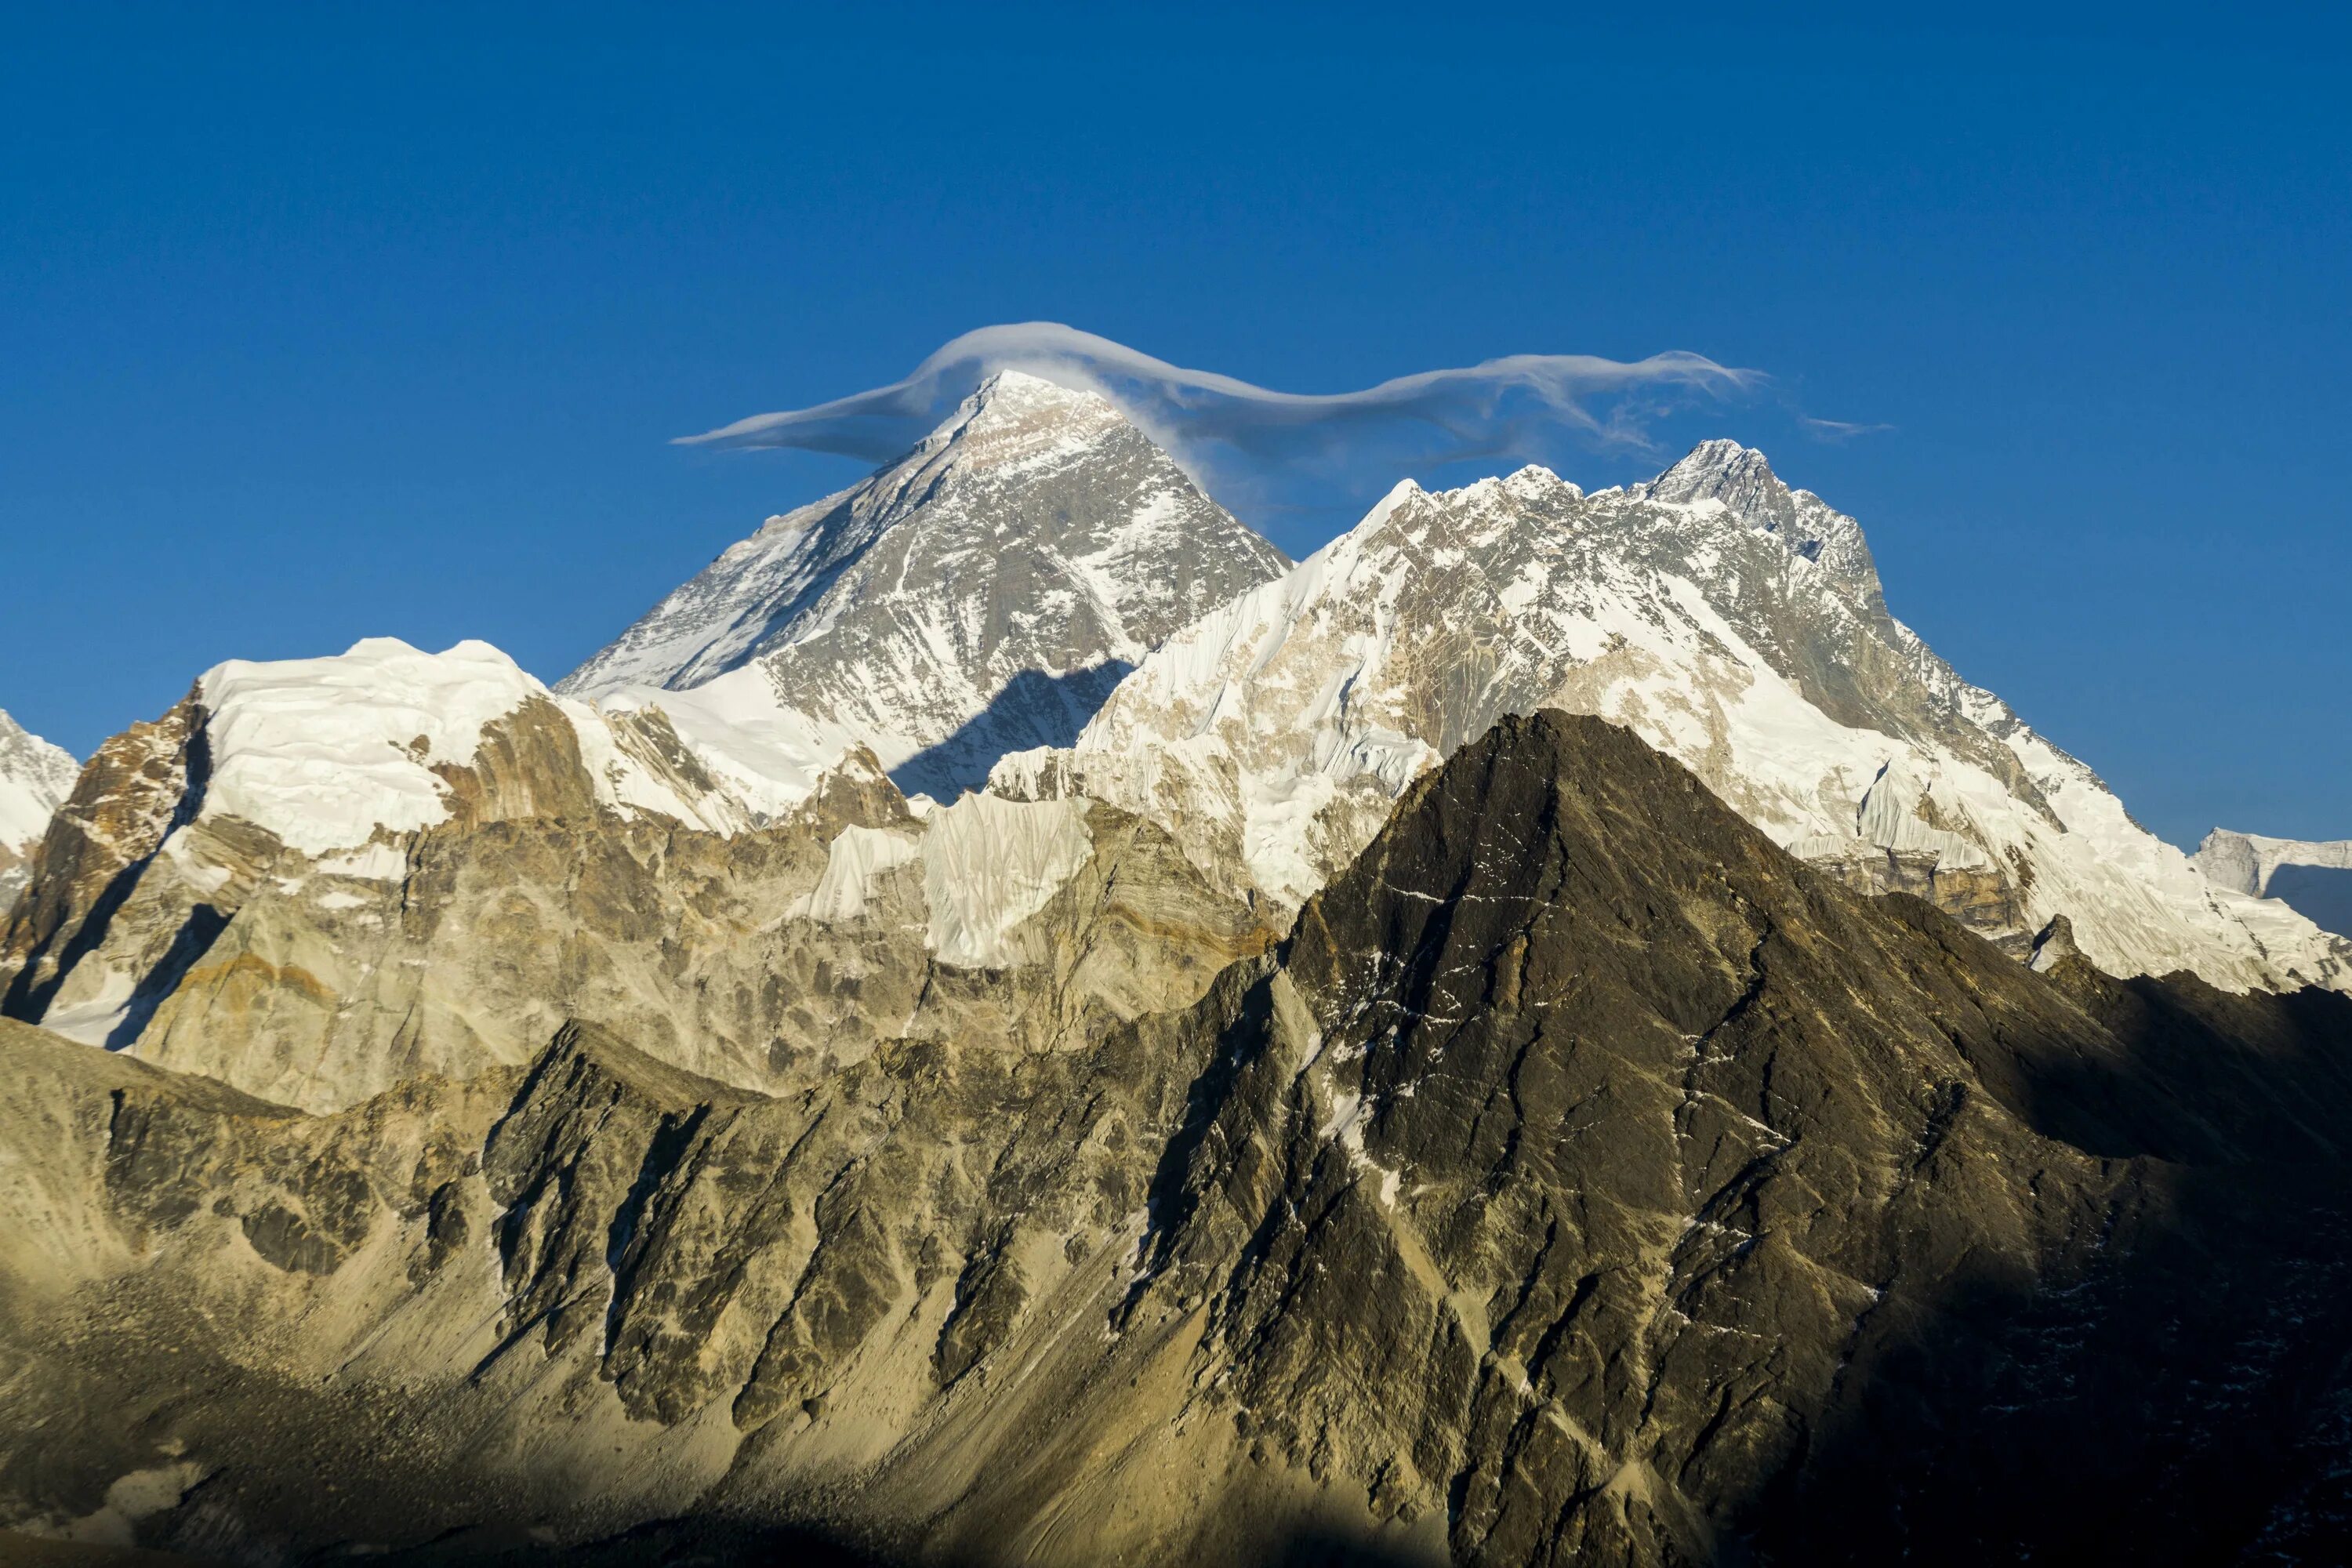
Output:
[558, 369, 1290, 800]
[0, 637, 1268, 1109]
[996, 442, 2351, 994]
[1, 638, 757, 1063]
[0, 707, 78, 909]
[2195, 829, 2352, 938]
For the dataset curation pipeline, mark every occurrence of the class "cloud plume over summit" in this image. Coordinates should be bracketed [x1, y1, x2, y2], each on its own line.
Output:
[686, 321, 1758, 480]
[675, 324, 1885, 548]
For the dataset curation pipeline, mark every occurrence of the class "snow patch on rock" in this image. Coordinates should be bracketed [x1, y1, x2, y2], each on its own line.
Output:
[793, 826, 924, 924]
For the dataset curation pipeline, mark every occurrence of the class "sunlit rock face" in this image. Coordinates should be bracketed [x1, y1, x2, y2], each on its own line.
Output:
[0, 639, 1271, 1113]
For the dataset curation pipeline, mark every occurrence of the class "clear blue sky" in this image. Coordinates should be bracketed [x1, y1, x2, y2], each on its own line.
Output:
[4, 4, 2346, 848]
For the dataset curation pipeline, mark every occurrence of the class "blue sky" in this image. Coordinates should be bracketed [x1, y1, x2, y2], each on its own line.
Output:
[3, 4, 2346, 848]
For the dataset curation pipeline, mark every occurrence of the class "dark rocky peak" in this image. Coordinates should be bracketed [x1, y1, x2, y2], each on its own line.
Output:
[1141, 707, 2352, 1564]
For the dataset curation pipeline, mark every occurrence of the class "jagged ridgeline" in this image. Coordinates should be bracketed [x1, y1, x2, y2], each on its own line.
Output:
[7, 714, 2352, 1566]
[3, 379, 2351, 1567]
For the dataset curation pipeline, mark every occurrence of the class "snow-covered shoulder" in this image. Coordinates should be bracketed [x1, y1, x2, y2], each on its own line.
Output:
[190, 637, 840, 857]
[586, 662, 869, 822]
[197, 637, 546, 855]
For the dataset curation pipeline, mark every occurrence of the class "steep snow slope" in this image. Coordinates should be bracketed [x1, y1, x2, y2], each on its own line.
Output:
[996, 445, 2350, 993]
[0, 706, 78, 908]
[561, 369, 1289, 798]
[2196, 829, 2352, 938]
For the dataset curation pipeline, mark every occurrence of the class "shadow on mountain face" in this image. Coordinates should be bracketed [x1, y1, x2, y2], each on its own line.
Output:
[1751, 964, 2352, 1567]
[887, 661, 1132, 801]
[1218, 713, 2352, 1568]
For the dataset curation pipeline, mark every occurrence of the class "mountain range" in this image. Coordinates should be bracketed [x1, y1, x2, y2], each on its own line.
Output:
[1, 368, 2348, 1566]
[995, 439, 2346, 992]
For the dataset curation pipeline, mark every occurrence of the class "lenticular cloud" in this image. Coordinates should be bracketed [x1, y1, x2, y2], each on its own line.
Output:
[677, 322, 1762, 485]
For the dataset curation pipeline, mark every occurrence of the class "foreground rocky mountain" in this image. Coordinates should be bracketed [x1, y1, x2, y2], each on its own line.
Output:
[8, 713, 2352, 1566]
[0, 637, 1266, 1112]
[559, 369, 1289, 802]
[0, 705, 78, 910]
[2196, 828, 2352, 937]
[998, 441, 2349, 993]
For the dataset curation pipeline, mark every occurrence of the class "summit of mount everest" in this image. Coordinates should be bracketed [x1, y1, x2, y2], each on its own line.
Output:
[558, 368, 1290, 803]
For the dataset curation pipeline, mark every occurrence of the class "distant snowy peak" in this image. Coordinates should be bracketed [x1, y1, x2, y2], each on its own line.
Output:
[0, 706, 78, 903]
[560, 368, 1290, 798]
[1634, 437, 1876, 584]
[999, 440, 2350, 996]
[2195, 829, 2352, 938]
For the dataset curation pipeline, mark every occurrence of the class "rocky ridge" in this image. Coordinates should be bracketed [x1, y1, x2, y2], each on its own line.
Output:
[995, 442, 2350, 993]
[6, 713, 2352, 1566]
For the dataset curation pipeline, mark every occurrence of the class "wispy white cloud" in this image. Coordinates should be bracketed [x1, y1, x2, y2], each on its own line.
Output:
[678, 321, 1762, 473]
[677, 324, 1898, 549]
[1799, 415, 1897, 442]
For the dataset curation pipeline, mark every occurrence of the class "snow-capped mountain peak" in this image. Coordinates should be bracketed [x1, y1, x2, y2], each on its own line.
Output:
[1644, 436, 1787, 514]
[561, 365, 1290, 800]
[995, 440, 2350, 994]
[953, 365, 1119, 436]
